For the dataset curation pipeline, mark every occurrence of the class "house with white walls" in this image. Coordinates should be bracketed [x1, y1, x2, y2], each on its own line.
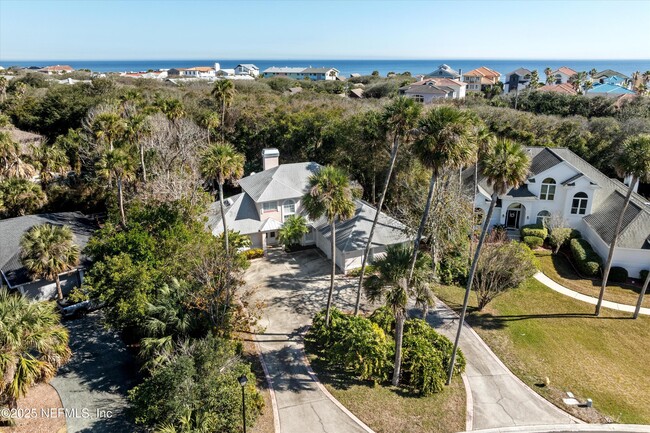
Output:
[550, 66, 578, 84]
[207, 149, 412, 272]
[465, 147, 650, 278]
[235, 64, 260, 77]
[398, 78, 467, 102]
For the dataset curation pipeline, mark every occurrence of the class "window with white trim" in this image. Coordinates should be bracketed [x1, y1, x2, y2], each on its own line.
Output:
[412, 94, 424, 103]
[536, 210, 551, 226]
[571, 192, 588, 215]
[282, 199, 296, 221]
[262, 201, 277, 213]
[540, 178, 556, 200]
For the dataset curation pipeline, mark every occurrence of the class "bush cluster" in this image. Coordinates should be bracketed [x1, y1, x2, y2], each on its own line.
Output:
[608, 266, 629, 283]
[520, 224, 548, 239]
[306, 308, 465, 395]
[244, 248, 264, 260]
[570, 238, 602, 277]
[523, 236, 544, 249]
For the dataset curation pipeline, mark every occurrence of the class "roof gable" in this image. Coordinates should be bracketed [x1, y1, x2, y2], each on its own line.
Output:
[238, 162, 321, 203]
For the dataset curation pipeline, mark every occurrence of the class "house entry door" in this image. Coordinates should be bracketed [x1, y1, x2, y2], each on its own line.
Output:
[506, 209, 520, 228]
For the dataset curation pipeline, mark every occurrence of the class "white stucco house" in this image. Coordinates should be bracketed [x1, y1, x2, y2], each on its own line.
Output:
[550, 66, 577, 84]
[399, 78, 467, 102]
[207, 149, 412, 272]
[465, 147, 650, 278]
[235, 64, 260, 77]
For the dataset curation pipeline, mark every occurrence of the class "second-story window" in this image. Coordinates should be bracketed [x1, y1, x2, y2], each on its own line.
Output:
[571, 192, 588, 215]
[540, 178, 556, 200]
[282, 200, 296, 221]
[262, 201, 277, 213]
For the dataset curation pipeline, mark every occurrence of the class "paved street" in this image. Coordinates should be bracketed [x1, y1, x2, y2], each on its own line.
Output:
[51, 312, 139, 433]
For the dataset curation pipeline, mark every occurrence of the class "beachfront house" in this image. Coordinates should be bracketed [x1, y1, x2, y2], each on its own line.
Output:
[38, 65, 74, 75]
[0, 212, 97, 300]
[551, 66, 577, 84]
[207, 149, 412, 272]
[262, 67, 340, 81]
[537, 83, 578, 95]
[425, 64, 461, 80]
[465, 146, 650, 278]
[592, 69, 629, 84]
[462, 67, 501, 92]
[398, 78, 467, 102]
[505, 68, 532, 93]
[235, 64, 260, 77]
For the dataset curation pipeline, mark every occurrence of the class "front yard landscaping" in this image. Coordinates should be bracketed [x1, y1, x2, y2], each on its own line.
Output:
[310, 356, 466, 433]
[436, 279, 650, 424]
[535, 250, 650, 309]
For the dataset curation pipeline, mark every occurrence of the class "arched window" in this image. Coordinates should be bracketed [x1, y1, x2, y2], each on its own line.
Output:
[536, 210, 551, 226]
[282, 199, 296, 221]
[540, 178, 556, 200]
[571, 192, 588, 215]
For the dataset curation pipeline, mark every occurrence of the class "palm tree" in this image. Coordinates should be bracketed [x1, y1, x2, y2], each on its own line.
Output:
[201, 112, 221, 145]
[0, 131, 36, 181]
[155, 97, 186, 123]
[0, 289, 71, 409]
[303, 166, 359, 326]
[96, 148, 137, 226]
[20, 224, 80, 301]
[0, 76, 8, 103]
[14, 82, 27, 98]
[408, 106, 477, 282]
[570, 71, 588, 92]
[589, 68, 598, 78]
[278, 214, 310, 248]
[32, 143, 69, 184]
[0, 178, 46, 217]
[529, 70, 540, 90]
[364, 245, 433, 386]
[544, 67, 553, 85]
[595, 134, 650, 316]
[446, 139, 530, 385]
[211, 80, 236, 139]
[354, 97, 421, 315]
[634, 271, 650, 319]
[124, 112, 151, 182]
[90, 112, 126, 151]
[200, 143, 245, 255]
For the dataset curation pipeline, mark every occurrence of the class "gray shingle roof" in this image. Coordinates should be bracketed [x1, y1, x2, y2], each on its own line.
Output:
[593, 69, 629, 80]
[0, 212, 97, 287]
[529, 147, 564, 175]
[583, 191, 649, 249]
[315, 200, 413, 252]
[238, 162, 321, 202]
[507, 68, 532, 77]
[506, 184, 536, 198]
[206, 193, 261, 235]
[402, 85, 450, 95]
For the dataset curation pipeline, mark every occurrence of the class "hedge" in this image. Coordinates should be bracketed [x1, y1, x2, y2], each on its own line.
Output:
[520, 224, 548, 240]
[569, 238, 602, 277]
[608, 266, 628, 283]
[244, 248, 264, 260]
[523, 236, 544, 249]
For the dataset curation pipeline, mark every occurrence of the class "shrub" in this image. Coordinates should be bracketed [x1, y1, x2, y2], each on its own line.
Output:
[609, 266, 628, 283]
[641, 270, 649, 282]
[368, 306, 394, 335]
[438, 252, 469, 285]
[401, 319, 465, 395]
[305, 308, 391, 382]
[569, 238, 602, 277]
[244, 248, 264, 260]
[520, 224, 548, 240]
[523, 236, 544, 249]
[346, 264, 376, 278]
[548, 227, 572, 253]
[569, 229, 582, 239]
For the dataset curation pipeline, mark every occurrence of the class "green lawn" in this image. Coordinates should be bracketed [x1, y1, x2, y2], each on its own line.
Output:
[436, 280, 650, 424]
[535, 250, 650, 309]
[309, 357, 466, 433]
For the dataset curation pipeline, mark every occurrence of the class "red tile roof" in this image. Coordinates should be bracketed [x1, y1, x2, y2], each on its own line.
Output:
[537, 83, 577, 95]
[39, 64, 74, 72]
[553, 66, 577, 77]
[463, 66, 501, 78]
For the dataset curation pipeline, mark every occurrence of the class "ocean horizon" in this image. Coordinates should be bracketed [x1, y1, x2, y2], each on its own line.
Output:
[2, 59, 650, 77]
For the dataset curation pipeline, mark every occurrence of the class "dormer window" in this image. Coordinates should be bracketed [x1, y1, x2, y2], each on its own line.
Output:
[540, 178, 556, 200]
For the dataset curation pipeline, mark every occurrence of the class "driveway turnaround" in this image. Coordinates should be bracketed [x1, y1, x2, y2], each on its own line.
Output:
[51, 312, 139, 433]
[428, 300, 579, 430]
[534, 272, 650, 316]
[248, 249, 374, 433]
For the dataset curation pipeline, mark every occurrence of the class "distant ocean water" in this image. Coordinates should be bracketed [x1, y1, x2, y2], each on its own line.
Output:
[2, 59, 650, 77]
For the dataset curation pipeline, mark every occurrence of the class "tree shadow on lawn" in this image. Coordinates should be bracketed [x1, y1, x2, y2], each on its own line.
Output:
[466, 311, 632, 330]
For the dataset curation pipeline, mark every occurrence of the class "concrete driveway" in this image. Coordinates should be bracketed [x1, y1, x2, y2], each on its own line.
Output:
[247, 248, 374, 433]
[51, 312, 139, 433]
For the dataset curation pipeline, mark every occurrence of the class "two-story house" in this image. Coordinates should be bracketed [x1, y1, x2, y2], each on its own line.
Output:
[208, 149, 412, 272]
[465, 147, 650, 278]
[505, 68, 532, 93]
[425, 64, 461, 80]
[235, 64, 260, 77]
[462, 67, 501, 93]
[550, 66, 577, 84]
[398, 78, 467, 102]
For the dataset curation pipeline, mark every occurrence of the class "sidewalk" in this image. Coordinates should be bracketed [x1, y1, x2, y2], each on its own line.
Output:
[534, 272, 650, 316]
[427, 300, 579, 430]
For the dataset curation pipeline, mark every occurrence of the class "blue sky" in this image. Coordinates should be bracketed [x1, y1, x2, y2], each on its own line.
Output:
[1, 0, 649, 60]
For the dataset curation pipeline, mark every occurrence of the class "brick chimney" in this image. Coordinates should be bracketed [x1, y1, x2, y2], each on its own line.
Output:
[262, 148, 280, 171]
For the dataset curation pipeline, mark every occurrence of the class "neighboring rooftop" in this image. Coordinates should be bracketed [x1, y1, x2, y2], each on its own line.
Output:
[0, 212, 98, 287]
[593, 69, 629, 80]
[238, 162, 321, 202]
[463, 66, 501, 78]
[537, 83, 578, 95]
[552, 66, 578, 77]
[589, 83, 636, 95]
[425, 64, 461, 79]
[507, 68, 532, 77]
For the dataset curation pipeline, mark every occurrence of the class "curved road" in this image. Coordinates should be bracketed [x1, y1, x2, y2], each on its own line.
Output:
[248, 249, 578, 433]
